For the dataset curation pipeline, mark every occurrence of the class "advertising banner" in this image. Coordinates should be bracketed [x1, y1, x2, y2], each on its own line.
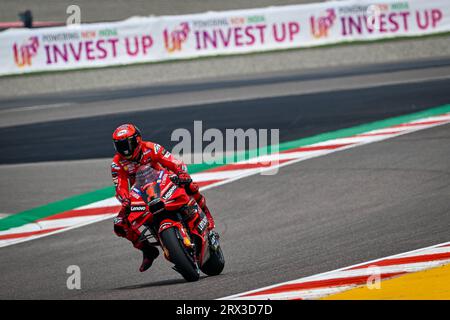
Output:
[1, 0, 449, 76]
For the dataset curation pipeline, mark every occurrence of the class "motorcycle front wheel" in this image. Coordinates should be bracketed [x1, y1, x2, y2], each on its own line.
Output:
[160, 227, 200, 282]
[201, 245, 225, 276]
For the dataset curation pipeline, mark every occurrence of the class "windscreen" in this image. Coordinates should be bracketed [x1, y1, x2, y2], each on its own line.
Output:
[135, 165, 160, 189]
[134, 165, 162, 202]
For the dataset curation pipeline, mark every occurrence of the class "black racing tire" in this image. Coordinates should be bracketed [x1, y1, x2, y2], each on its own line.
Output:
[201, 246, 225, 276]
[160, 227, 200, 282]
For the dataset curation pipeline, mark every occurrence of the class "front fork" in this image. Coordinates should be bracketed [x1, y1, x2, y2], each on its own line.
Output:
[158, 210, 219, 266]
[208, 230, 220, 251]
[158, 218, 196, 262]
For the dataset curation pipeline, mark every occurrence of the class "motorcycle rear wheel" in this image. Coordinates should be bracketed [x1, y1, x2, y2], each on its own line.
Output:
[160, 227, 200, 282]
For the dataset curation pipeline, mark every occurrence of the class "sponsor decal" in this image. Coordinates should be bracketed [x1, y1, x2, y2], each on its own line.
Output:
[164, 22, 190, 52]
[337, 1, 442, 36]
[116, 129, 128, 137]
[130, 192, 140, 199]
[42, 32, 80, 42]
[137, 224, 145, 231]
[13, 36, 39, 68]
[113, 217, 123, 225]
[131, 205, 146, 212]
[159, 222, 173, 232]
[197, 216, 209, 234]
[192, 15, 300, 51]
[43, 31, 153, 65]
[310, 9, 336, 38]
[131, 187, 142, 196]
[156, 170, 164, 184]
[123, 163, 137, 174]
[162, 184, 177, 200]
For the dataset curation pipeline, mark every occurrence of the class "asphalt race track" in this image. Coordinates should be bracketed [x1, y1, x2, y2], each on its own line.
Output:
[0, 58, 449, 299]
[2, 58, 450, 164]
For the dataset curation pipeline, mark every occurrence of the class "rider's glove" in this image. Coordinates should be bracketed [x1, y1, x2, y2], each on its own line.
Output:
[170, 172, 199, 194]
[122, 197, 131, 207]
[119, 197, 131, 217]
[176, 171, 192, 186]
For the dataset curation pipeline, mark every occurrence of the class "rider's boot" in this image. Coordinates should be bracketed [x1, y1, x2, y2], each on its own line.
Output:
[137, 241, 159, 272]
[185, 182, 216, 231]
[192, 192, 215, 230]
[201, 203, 216, 231]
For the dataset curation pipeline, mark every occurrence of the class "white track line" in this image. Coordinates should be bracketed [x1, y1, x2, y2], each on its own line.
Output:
[220, 241, 450, 300]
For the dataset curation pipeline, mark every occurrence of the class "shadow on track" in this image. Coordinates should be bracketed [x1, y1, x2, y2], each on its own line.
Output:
[115, 276, 207, 290]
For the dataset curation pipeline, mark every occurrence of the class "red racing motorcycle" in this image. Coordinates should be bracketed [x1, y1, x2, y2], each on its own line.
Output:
[127, 165, 225, 282]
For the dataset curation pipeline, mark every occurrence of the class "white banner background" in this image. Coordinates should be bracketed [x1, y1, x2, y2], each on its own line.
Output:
[1, 0, 449, 76]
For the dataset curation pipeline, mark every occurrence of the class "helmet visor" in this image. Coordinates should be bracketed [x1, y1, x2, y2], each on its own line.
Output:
[114, 136, 138, 158]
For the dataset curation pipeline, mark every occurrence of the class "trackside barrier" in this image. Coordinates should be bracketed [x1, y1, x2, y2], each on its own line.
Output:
[1, 0, 449, 76]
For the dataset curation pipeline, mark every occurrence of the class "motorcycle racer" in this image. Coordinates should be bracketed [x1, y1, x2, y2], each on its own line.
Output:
[111, 123, 216, 272]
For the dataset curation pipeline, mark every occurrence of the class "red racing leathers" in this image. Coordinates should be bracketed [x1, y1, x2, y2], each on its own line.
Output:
[111, 141, 215, 250]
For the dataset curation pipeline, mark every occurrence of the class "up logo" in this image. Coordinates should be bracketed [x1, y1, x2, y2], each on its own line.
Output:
[13, 36, 39, 67]
[163, 22, 190, 52]
[310, 9, 336, 39]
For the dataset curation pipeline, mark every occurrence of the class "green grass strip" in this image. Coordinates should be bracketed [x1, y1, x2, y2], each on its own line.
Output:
[1, 104, 449, 231]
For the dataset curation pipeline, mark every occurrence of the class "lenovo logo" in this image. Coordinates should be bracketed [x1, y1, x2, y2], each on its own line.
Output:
[131, 206, 146, 212]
